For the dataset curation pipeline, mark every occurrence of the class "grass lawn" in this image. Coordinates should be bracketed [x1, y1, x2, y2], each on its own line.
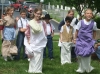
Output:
[0, 37, 100, 74]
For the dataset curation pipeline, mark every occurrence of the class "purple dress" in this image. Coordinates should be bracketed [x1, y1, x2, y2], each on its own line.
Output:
[75, 20, 95, 57]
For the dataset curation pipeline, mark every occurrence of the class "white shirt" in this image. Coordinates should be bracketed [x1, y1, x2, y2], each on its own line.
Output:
[46, 23, 55, 35]
[60, 25, 74, 34]
[76, 19, 97, 30]
[17, 18, 29, 29]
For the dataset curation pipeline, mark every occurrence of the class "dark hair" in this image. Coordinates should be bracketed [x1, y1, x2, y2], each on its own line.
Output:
[34, 8, 42, 13]
[65, 16, 72, 22]
[20, 9, 27, 14]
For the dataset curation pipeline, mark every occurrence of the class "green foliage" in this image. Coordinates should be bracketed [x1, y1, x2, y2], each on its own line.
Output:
[94, 17, 100, 29]
[11, 0, 16, 2]
[53, 35, 59, 41]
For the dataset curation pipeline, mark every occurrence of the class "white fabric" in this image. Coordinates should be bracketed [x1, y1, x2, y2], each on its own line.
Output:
[58, 38, 61, 47]
[17, 18, 29, 28]
[76, 19, 97, 30]
[45, 22, 55, 35]
[76, 56, 94, 73]
[61, 42, 72, 65]
[70, 18, 77, 33]
[24, 20, 47, 53]
[28, 50, 43, 73]
[24, 20, 47, 73]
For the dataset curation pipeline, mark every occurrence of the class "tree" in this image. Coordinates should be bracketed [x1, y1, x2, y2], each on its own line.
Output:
[64, 0, 100, 17]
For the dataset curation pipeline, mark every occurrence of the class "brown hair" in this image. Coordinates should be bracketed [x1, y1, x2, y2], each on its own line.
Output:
[34, 8, 42, 13]
[68, 9, 74, 14]
[20, 9, 27, 14]
[31, 8, 42, 19]
[5, 6, 14, 14]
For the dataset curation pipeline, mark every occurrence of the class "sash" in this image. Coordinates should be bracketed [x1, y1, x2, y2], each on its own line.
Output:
[29, 20, 42, 33]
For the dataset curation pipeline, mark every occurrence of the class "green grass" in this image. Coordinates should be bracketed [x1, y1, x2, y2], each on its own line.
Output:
[0, 40, 100, 74]
[53, 35, 59, 41]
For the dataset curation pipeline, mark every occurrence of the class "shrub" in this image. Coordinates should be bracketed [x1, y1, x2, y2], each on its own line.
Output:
[94, 17, 100, 29]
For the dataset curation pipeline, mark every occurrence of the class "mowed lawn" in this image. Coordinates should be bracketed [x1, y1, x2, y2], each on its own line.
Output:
[0, 35, 100, 74]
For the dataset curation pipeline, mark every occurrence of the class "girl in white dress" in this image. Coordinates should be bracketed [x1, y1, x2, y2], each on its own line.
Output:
[24, 8, 47, 73]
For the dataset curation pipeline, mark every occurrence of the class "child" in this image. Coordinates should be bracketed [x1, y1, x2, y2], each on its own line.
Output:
[0, 6, 17, 61]
[60, 16, 74, 65]
[43, 14, 55, 60]
[15, 9, 29, 60]
[75, 8, 97, 73]
[58, 9, 78, 59]
[24, 8, 47, 73]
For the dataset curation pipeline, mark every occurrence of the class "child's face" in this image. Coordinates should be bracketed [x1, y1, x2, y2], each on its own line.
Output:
[20, 12, 26, 19]
[45, 19, 49, 23]
[34, 10, 42, 20]
[67, 12, 74, 18]
[65, 21, 71, 26]
[8, 8, 14, 16]
[84, 10, 93, 21]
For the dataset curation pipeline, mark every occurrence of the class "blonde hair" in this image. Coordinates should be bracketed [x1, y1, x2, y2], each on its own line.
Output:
[84, 8, 93, 14]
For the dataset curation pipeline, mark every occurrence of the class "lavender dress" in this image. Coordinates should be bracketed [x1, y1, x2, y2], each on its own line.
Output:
[75, 20, 95, 57]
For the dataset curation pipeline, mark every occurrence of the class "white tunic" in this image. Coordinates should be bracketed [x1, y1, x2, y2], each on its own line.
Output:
[24, 20, 47, 73]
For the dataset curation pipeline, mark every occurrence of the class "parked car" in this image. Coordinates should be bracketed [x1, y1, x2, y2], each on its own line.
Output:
[23, 1, 35, 5]
[11, 2, 22, 11]
[23, 1, 35, 10]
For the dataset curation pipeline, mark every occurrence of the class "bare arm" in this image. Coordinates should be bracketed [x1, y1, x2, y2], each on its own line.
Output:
[19, 28, 27, 32]
[75, 30, 78, 39]
[51, 30, 54, 37]
[60, 32, 62, 42]
[93, 30, 96, 39]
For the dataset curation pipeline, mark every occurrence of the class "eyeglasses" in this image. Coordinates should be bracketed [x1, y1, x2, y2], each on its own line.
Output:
[36, 13, 42, 15]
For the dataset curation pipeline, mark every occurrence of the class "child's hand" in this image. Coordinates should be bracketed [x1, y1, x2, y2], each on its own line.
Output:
[28, 40, 30, 44]
[15, 17, 19, 21]
[72, 39, 76, 44]
[94, 44, 98, 50]
[27, 54, 33, 58]
[0, 19, 3, 25]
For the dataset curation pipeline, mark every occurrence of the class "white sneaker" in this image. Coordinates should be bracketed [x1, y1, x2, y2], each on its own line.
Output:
[28, 58, 30, 61]
[4, 57, 7, 61]
[10, 56, 14, 60]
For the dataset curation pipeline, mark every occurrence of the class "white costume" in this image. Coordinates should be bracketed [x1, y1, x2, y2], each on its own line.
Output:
[24, 19, 47, 73]
[60, 25, 74, 65]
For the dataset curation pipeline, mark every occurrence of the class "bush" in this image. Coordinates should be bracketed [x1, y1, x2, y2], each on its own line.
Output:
[94, 17, 100, 29]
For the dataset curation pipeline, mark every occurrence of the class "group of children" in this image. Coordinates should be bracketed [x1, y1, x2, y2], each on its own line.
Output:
[0, 6, 98, 73]
[0, 6, 55, 73]
[59, 9, 98, 73]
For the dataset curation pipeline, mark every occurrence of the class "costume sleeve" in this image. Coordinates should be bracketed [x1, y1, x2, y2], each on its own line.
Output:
[51, 23, 55, 31]
[93, 22, 97, 31]
[17, 19, 22, 28]
[60, 26, 63, 33]
[58, 19, 65, 30]
[25, 24, 30, 38]
[76, 21, 81, 30]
